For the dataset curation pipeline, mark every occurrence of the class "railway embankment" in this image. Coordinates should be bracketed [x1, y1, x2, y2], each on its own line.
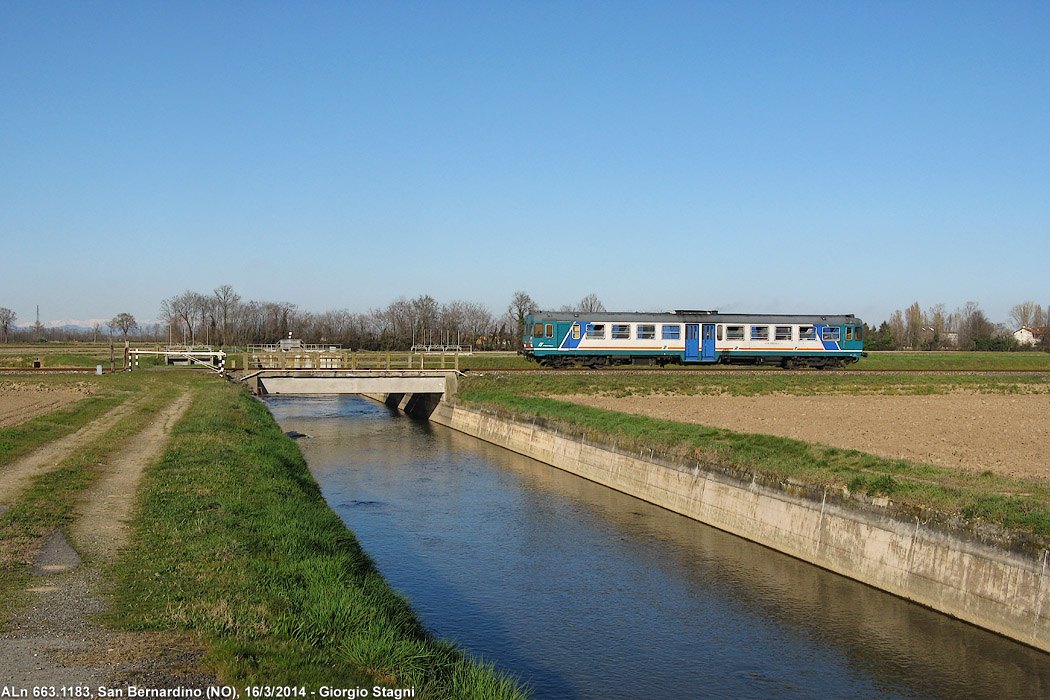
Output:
[429, 398, 1050, 654]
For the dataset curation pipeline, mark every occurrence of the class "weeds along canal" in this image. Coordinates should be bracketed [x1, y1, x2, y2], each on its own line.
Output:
[266, 394, 1050, 700]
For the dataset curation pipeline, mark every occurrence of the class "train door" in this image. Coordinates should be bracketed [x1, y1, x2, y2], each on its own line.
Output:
[702, 324, 716, 361]
[685, 324, 700, 361]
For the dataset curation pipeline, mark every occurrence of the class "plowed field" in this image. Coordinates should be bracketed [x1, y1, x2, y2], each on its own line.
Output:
[562, 392, 1050, 480]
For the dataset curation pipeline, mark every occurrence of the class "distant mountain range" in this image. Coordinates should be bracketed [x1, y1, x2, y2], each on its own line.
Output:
[15, 319, 158, 333]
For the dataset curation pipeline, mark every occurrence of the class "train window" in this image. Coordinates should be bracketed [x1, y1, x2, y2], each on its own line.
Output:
[726, 326, 744, 341]
[750, 326, 769, 341]
[545, 324, 554, 338]
[662, 324, 681, 340]
[717, 325, 724, 341]
[533, 323, 543, 338]
[822, 327, 841, 341]
[856, 325, 864, 341]
[571, 323, 581, 340]
[775, 326, 792, 341]
[845, 327, 854, 341]
[799, 326, 816, 341]
[637, 324, 655, 340]
[586, 324, 605, 340]
[612, 324, 630, 340]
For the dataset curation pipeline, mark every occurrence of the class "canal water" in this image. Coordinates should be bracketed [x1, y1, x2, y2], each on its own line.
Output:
[266, 395, 1050, 700]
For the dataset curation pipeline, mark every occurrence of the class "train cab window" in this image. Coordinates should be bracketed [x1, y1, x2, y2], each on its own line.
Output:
[586, 324, 605, 340]
[571, 323, 581, 340]
[637, 324, 655, 340]
[856, 325, 864, 341]
[662, 324, 681, 340]
[750, 326, 769, 341]
[533, 323, 544, 338]
[822, 327, 841, 342]
[845, 327, 854, 341]
[799, 326, 816, 341]
[612, 324, 631, 340]
[726, 326, 744, 341]
[545, 324, 554, 338]
[775, 326, 793, 341]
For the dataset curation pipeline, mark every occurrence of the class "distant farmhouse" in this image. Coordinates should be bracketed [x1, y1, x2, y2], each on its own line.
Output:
[1013, 326, 1047, 346]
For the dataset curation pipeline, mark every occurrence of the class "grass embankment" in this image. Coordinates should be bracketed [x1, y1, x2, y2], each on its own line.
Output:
[0, 342, 167, 369]
[110, 377, 527, 698]
[0, 372, 185, 621]
[458, 372, 1050, 540]
[859, 351, 1050, 371]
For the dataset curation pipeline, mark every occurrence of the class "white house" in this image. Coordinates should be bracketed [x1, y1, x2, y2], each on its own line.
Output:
[1013, 327, 1045, 346]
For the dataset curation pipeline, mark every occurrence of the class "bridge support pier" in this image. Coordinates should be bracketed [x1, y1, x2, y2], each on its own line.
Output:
[367, 392, 441, 418]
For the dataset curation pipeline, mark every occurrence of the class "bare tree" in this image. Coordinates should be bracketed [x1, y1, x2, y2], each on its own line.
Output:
[1010, 301, 1039, 330]
[954, 301, 994, 350]
[214, 284, 241, 347]
[0, 308, 15, 343]
[110, 312, 138, 342]
[578, 293, 606, 313]
[461, 302, 494, 344]
[924, 303, 947, 349]
[508, 291, 536, 343]
[411, 295, 440, 345]
[887, 309, 905, 347]
[160, 292, 196, 345]
[904, 301, 922, 350]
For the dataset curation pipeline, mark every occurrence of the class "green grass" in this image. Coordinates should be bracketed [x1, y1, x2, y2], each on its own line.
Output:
[0, 343, 167, 368]
[110, 376, 528, 698]
[858, 351, 1050, 371]
[457, 376, 1050, 542]
[0, 372, 164, 469]
[457, 349, 1050, 372]
[459, 353, 534, 370]
[460, 368, 1050, 398]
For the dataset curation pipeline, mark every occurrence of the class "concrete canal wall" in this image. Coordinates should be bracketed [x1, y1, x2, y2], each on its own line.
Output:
[428, 400, 1050, 654]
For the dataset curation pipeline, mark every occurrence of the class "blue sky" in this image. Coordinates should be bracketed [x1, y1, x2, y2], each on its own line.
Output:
[2, 1, 1047, 327]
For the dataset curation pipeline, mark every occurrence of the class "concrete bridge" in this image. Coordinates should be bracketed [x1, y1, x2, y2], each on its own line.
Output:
[237, 368, 461, 417]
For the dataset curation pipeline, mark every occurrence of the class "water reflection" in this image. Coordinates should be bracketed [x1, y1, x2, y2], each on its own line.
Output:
[267, 395, 1050, 700]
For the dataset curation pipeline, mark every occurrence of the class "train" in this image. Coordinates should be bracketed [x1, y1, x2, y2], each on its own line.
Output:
[521, 309, 866, 369]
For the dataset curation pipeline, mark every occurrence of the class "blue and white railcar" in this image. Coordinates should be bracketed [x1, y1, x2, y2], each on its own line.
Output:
[522, 310, 865, 369]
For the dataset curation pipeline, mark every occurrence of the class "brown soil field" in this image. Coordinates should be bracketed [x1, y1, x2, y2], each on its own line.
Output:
[562, 392, 1050, 481]
[0, 382, 95, 427]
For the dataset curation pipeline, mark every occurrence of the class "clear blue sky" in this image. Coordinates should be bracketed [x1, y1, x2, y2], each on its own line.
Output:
[2, 1, 1047, 328]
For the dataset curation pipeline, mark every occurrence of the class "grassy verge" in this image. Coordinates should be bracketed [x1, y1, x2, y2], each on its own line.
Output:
[458, 374, 1050, 540]
[462, 368, 1050, 398]
[0, 372, 185, 623]
[110, 377, 528, 698]
[858, 351, 1050, 371]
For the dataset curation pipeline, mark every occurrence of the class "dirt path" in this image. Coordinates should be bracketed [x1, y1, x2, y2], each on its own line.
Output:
[0, 397, 142, 510]
[561, 392, 1050, 480]
[0, 391, 218, 688]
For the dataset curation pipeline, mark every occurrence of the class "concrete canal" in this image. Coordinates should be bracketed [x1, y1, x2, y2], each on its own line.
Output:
[267, 395, 1050, 700]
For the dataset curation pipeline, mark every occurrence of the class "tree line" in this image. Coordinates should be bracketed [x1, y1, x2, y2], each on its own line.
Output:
[1, 294, 1047, 352]
[865, 301, 1050, 352]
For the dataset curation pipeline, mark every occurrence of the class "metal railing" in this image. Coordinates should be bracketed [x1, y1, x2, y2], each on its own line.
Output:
[236, 351, 460, 371]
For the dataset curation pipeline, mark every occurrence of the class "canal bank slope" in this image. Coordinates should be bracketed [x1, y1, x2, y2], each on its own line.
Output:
[429, 399, 1050, 654]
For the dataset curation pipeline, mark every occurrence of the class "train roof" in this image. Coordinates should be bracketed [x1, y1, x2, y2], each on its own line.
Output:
[527, 310, 863, 325]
